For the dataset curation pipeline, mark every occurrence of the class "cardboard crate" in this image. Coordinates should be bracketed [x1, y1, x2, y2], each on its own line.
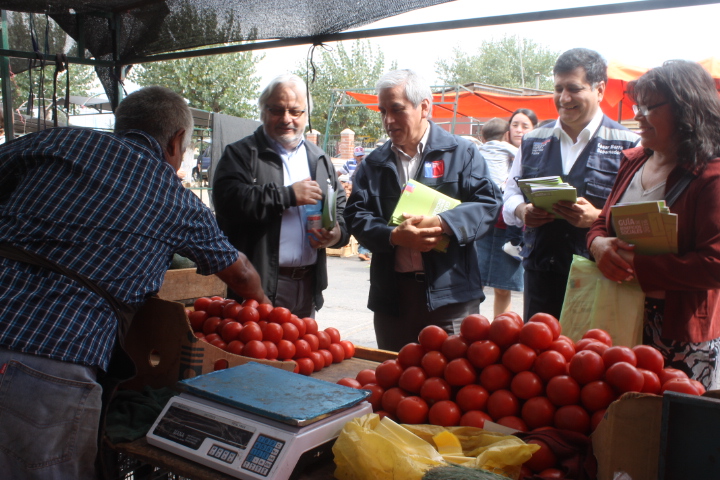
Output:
[122, 297, 294, 391]
[157, 268, 226, 305]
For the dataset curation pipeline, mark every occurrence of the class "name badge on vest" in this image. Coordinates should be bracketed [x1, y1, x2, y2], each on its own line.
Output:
[423, 160, 444, 178]
[531, 139, 552, 155]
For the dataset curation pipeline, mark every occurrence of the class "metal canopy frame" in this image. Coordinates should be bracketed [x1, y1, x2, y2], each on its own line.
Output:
[0, 0, 718, 140]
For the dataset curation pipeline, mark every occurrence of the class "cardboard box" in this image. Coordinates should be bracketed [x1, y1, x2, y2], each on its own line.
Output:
[122, 297, 295, 391]
[327, 236, 358, 257]
[157, 268, 227, 305]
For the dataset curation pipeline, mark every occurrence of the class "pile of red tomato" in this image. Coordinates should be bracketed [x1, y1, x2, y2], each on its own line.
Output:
[187, 296, 355, 375]
[337, 312, 705, 475]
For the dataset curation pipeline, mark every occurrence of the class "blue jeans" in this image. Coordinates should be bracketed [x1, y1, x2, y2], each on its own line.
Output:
[0, 349, 102, 480]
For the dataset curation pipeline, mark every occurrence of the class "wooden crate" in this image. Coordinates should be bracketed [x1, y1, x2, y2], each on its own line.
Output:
[327, 236, 358, 257]
[156, 268, 226, 305]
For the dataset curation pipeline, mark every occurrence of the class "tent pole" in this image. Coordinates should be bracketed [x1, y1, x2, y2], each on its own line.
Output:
[0, 10, 13, 141]
[618, 99, 623, 123]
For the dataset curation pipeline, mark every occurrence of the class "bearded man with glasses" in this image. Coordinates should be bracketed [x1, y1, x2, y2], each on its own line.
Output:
[214, 74, 349, 318]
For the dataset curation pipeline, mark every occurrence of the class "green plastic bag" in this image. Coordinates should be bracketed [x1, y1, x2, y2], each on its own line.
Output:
[559, 255, 645, 347]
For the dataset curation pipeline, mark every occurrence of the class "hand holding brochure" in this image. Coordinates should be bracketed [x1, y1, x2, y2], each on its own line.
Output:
[389, 179, 461, 252]
[322, 182, 337, 230]
[611, 200, 678, 255]
[518, 176, 577, 218]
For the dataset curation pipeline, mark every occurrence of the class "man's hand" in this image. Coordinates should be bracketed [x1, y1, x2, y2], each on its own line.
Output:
[553, 197, 601, 228]
[309, 224, 342, 249]
[390, 214, 444, 252]
[590, 236, 635, 283]
[292, 177, 323, 206]
[216, 254, 271, 305]
[516, 202, 555, 228]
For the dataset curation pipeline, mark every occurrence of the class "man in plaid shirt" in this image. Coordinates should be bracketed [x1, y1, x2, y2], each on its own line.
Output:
[0, 86, 268, 479]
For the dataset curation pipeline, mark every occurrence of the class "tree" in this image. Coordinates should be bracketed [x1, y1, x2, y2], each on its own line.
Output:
[295, 40, 395, 143]
[129, 46, 264, 119]
[435, 36, 559, 91]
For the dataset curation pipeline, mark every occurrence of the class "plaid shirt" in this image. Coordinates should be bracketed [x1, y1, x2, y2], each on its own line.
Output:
[0, 128, 238, 370]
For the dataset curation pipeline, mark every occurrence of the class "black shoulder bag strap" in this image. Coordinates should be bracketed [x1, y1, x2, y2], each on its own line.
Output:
[665, 169, 697, 207]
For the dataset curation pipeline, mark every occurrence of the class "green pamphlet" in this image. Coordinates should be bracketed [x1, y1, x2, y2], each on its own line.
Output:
[322, 183, 337, 230]
[611, 200, 678, 255]
[518, 176, 577, 218]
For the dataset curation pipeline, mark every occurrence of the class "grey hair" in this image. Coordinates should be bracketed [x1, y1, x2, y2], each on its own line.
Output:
[114, 86, 193, 151]
[376, 69, 433, 116]
[258, 74, 313, 117]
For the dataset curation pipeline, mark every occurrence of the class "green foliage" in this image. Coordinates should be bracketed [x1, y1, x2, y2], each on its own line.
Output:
[296, 40, 395, 142]
[129, 47, 263, 118]
[435, 36, 559, 91]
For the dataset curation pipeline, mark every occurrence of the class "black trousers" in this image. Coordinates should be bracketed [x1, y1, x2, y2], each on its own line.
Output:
[523, 268, 569, 322]
[373, 274, 480, 352]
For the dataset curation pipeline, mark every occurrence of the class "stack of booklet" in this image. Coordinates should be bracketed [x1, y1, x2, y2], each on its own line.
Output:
[518, 176, 577, 218]
[611, 200, 678, 254]
[389, 179, 461, 253]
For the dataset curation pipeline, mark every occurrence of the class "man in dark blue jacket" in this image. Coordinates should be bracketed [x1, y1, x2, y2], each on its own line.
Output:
[344, 69, 502, 351]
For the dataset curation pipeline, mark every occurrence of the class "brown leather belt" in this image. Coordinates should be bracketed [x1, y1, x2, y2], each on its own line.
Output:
[278, 265, 315, 280]
[398, 271, 426, 282]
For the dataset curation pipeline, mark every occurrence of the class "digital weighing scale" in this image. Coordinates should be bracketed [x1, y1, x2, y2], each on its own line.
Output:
[147, 362, 372, 480]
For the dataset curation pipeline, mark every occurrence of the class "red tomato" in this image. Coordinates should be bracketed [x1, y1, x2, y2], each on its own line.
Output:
[496, 312, 524, 328]
[420, 377, 452, 405]
[534, 350, 569, 381]
[496, 416, 527, 432]
[557, 335, 574, 344]
[398, 343, 425, 368]
[256, 303, 273, 320]
[554, 404, 591, 434]
[569, 350, 605, 385]
[263, 341, 278, 360]
[521, 396, 556, 430]
[226, 340, 245, 355]
[488, 317, 522, 348]
[193, 297, 212, 312]
[316, 331, 332, 350]
[356, 369, 377, 386]
[633, 345, 665, 374]
[487, 389, 520, 420]
[328, 343, 346, 363]
[293, 339, 311, 359]
[324, 327, 341, 344]
[241, 299, 259, 309]
[337, 377, 361, 389]
[302, 317, 318, 335]
[502, 343, 537, 373]
[307, 351, 325, 371]
[575, 338, 607, 353]
[195, 332, 205, 340]
[296, 356, 315, 376]
[467, 340, 501, 369]
[421, 351, 448, 378]
[520, 322, 554, 351]
[276, 339, 296, 360]
[361, 383, 384, 410]
[398, 366, 427, 393]
[209, 296, 224, 301]
[242, 340, 267, 359]
[538, 468, 565, 479]
[549, 338, 576, 362]
[268, 307, 291, 324]
[222, 302, 243, 320]
[460, 314, 491, 342]
[528, 312, 561, 340]
[261, 322, 283, 344]
[591, 409, 607, 432]
[524, 439, 557, 473]
[662, 377, 701, 395]
[691, 380, 706, 395]
[298, 334, 318, 352]
[444, 358, 477, 386]
[318, 349, 333, 368]
[455, 384, 489, 412]
[339, 340, 355, 359]
[239, 322, 263, 343]
[583, 328, 613, 346]
[606, 362, 644, 394]
[580, 380, 617, 412]
[441, 334, 470, 360]
[381, 387, 409, 415]
[216, 318, 234, 335]
[220, 321, 243, 343]
[546, 375, 581, 406]
[602, 346, 637, 367]
[288, 316, 306, 337]
[206, 300, 225, 317]
[418, 325, 449, 351]
[209, 338, 227, 351]
[214, 359, 229, 371]
[203, 317, 222, 336]
[396, 396, 429, 424]
[374, 360, 404, 389]
[511, 371, 544, 400]
[479, 363, 513, 392]
[280, 322, 300, 342]
[659, 367, 689, 384]
[639, 369, 662, 394]
[460, 410, 492, 428]
[428, 400, 462, 427]
[203, 333, 220, 343]
[188, 311, 208, 332]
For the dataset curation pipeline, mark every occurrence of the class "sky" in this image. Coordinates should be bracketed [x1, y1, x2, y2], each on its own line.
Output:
[255, 0, 720, 87]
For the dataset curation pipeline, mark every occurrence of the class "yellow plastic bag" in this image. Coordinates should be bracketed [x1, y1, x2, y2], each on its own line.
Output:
[332, 414, 538, 480]
[559, 255, 645, 346]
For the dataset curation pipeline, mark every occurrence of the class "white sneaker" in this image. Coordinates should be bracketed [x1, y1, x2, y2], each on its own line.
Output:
[503, 241, 522, 261]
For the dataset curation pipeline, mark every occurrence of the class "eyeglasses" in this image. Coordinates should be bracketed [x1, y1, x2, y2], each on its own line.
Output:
[632, 102, 668, 116]
[265, 105, 306, 117]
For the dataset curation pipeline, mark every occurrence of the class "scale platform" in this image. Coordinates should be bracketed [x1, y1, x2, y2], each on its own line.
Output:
[147, 362, 372, 480]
